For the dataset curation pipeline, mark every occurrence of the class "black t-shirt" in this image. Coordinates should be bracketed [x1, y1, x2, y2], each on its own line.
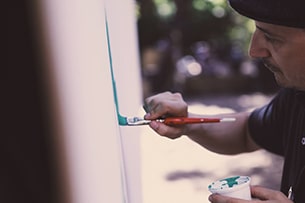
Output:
[249, 88, 305, 203]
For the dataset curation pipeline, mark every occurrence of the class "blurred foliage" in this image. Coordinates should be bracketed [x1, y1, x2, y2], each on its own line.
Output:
[136, 0, 254, 55]
[136, 0, 278, 96]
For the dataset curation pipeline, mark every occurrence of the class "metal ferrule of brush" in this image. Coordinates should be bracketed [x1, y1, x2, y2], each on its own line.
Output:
[126, 117, 151, 125]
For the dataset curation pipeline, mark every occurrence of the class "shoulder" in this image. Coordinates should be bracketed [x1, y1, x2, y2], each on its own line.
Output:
[251, 88, 299, 120]
[247, 88, 299, 155]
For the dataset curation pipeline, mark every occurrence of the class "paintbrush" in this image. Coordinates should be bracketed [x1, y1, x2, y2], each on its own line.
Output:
[123, 116, 236, 126]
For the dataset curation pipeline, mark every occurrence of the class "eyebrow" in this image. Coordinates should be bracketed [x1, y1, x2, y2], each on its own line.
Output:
[256, 25, 280, 38]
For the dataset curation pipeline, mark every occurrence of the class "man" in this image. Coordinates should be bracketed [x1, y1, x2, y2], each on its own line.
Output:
[143, 0, 305, 202]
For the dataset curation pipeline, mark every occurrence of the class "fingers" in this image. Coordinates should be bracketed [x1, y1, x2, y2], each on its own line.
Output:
[149, 121, 184, 139]
[208, 194, 251, 203]
[251, 185, 274, 200]
[250, 185, 292, 202]
[208, 186, 293, 203]
[144, 92, 188, 139]
[144, 92, 188, 120]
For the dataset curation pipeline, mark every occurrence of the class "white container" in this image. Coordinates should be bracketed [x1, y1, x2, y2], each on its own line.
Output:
[208, 176, 251, 200]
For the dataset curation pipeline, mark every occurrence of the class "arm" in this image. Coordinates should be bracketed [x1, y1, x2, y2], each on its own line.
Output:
[144, 92, 260, 155]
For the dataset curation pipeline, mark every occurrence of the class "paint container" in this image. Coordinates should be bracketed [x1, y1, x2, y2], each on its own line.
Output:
[208, 176, 251, 200]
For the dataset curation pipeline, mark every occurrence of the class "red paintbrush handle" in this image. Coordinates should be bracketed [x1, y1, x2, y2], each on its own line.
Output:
[163, 117, 221, 125]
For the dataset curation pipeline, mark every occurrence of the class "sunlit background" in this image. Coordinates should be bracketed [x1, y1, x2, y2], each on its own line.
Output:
[135, 1, 283, 203]
[135, 0, 278, 98]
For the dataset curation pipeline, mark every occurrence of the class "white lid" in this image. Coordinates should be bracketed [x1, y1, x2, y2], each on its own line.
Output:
[208, 176, 251, 194]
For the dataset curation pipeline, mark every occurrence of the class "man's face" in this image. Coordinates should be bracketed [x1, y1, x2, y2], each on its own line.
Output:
[249, 21, 305, 91]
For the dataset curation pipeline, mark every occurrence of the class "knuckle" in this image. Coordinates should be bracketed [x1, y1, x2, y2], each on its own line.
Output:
[157, 128, 168, 137]
[164, 91, 173, 95]
[274, 191, 286, 200]
[157, 126, 182, 140]
[173, 92, 182, 98]
[182, 101, 188, 109]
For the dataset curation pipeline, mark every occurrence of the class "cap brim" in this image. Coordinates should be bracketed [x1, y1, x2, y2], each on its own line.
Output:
[228, 0, 305, 28]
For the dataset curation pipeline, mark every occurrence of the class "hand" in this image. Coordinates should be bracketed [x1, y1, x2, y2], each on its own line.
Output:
[208, 186, 293, 203]
[144, 92, 188, 139]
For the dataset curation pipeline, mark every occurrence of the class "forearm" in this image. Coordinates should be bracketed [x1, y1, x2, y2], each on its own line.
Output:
[184, 111, 260, 155]
[144, 92, 260, 155]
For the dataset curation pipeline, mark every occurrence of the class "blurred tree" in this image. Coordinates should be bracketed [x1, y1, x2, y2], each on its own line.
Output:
[136, 0, 278, 95]
[136, 0, 253, 54]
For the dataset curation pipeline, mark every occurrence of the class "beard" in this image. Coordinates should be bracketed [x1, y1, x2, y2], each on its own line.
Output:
[260, 58, 287, 87]
[261, 58, 281, 74]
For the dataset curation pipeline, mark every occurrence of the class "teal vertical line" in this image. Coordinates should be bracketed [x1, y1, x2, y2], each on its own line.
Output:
[104, 11, 129, 203]
[105, 13, 127, 125]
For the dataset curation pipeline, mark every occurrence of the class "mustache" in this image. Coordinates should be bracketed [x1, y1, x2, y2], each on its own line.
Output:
[260, 58, 279, 71]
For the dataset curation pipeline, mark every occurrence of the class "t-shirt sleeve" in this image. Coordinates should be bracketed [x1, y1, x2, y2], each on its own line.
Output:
[248, 92, 286, 156]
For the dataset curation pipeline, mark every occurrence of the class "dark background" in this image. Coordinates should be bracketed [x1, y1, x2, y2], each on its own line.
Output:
[136, 0, 279, 98]
[5, 2, 59, 203]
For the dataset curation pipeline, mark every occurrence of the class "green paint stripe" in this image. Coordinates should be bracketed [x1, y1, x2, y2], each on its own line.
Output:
[105, 13, 127, 126]
[105, 11, 129, 203]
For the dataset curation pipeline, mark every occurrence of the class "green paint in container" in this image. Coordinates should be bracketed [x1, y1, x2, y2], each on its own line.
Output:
[208, 176, 251, 200]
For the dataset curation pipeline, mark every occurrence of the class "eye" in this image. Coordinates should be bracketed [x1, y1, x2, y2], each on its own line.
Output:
[263, 33, 284, 46]
[264, 34, 277, 43]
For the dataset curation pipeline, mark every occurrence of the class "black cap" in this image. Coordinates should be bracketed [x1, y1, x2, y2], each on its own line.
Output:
[228, 0, 305, 28]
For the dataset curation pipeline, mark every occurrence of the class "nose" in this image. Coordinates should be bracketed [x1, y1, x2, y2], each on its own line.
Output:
[248, 30, 271, 59]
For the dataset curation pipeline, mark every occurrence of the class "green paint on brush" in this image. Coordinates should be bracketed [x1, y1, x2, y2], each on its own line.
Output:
[118, 115, 128, 126]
